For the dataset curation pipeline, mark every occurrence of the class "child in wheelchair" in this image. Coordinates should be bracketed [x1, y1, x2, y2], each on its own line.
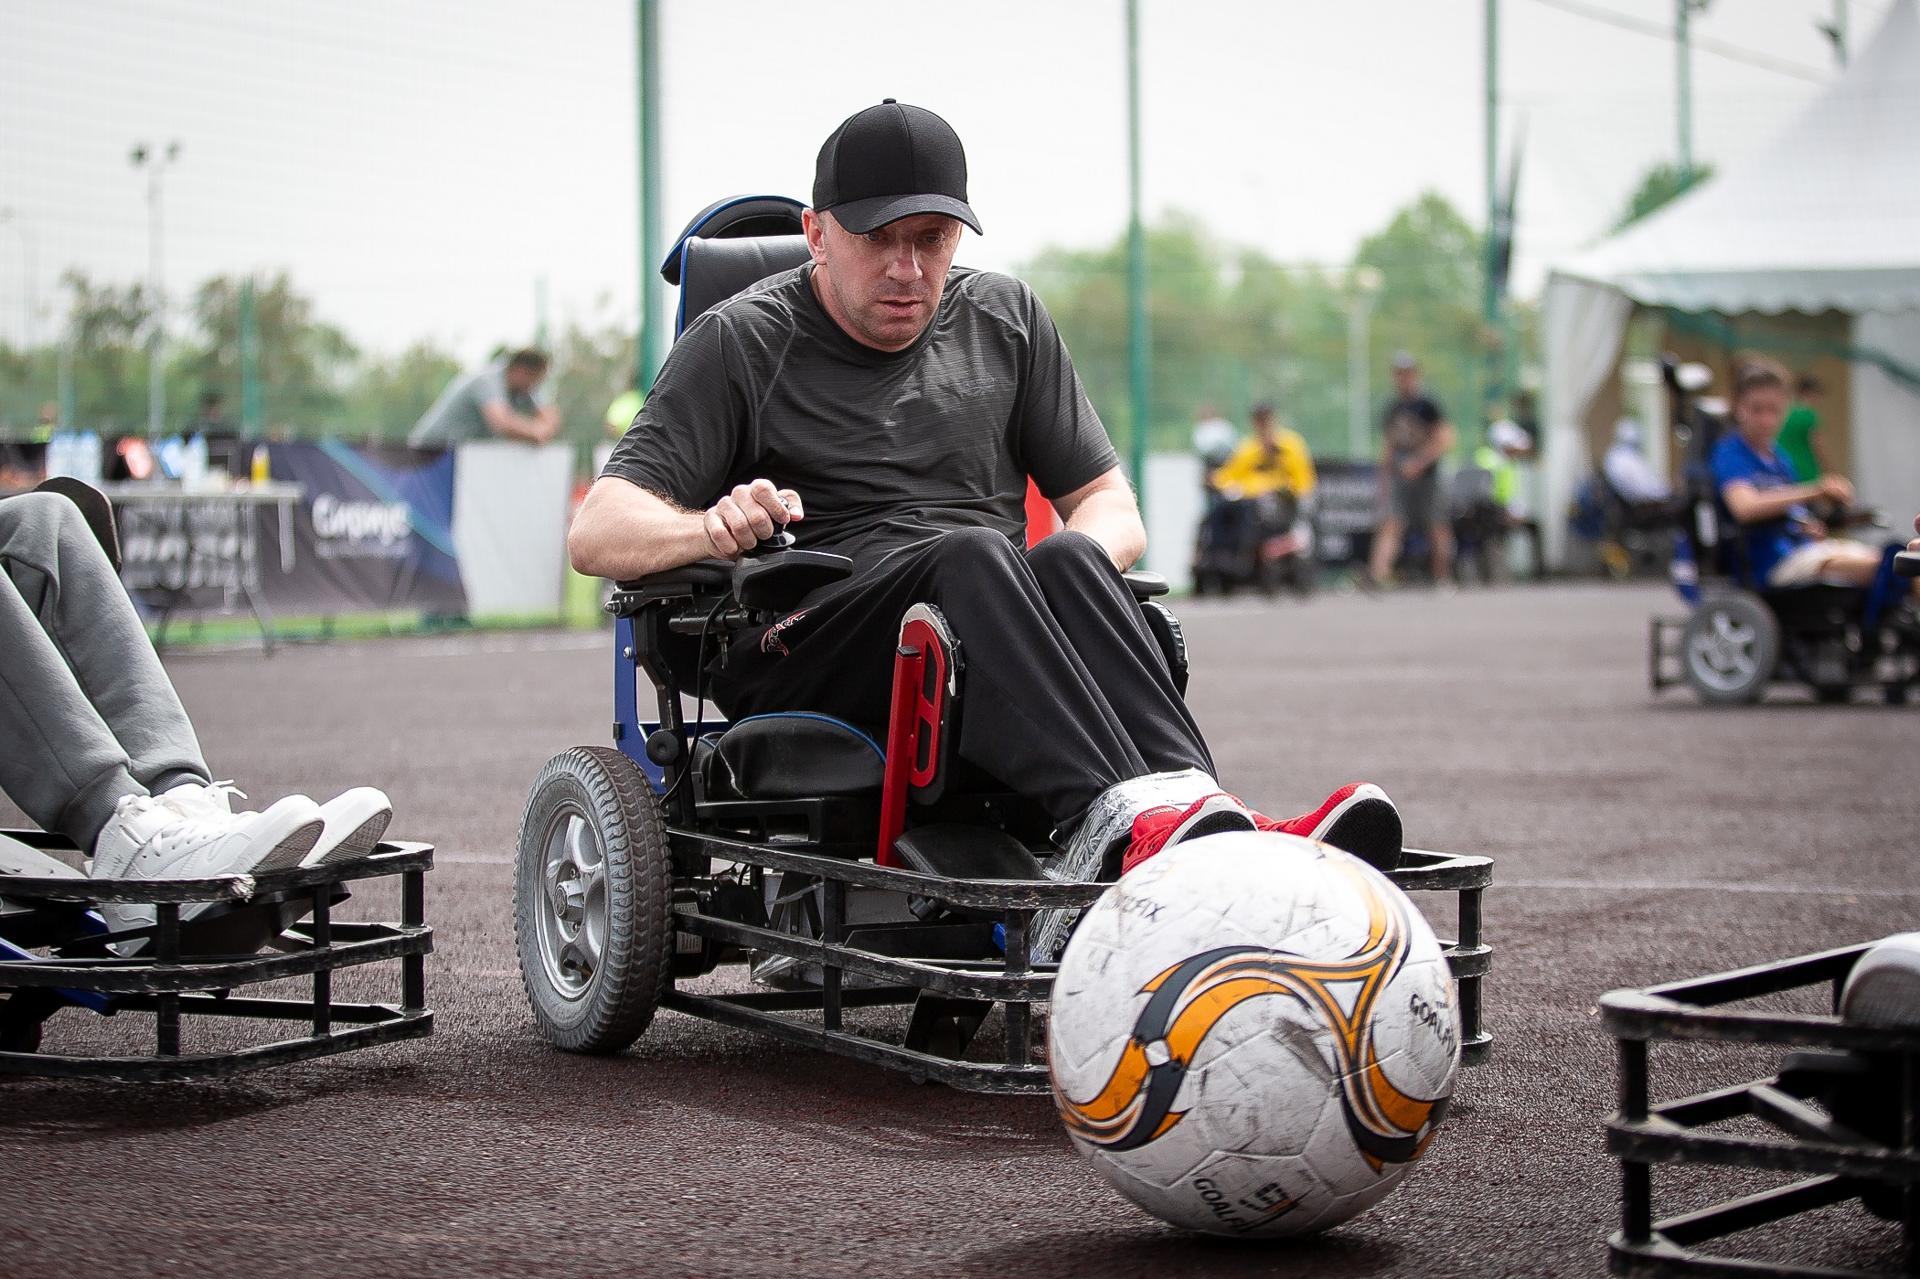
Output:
[0, 487, 393, 950]
[1713, 357, 1913, 600]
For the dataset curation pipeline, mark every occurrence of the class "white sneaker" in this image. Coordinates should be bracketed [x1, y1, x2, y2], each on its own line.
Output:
[302, 787, 394, 867]
[90, 791, 325, 951]
[156, 780, 326, 874]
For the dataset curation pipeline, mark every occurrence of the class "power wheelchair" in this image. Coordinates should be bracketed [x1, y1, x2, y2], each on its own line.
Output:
[0, 481, 433, 1080]
[1648, 360, 1920, 706]
[512, 195, 1493, 1093]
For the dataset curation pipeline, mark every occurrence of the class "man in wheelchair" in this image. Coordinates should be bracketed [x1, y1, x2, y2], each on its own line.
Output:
[569, 101, 1401, 948]
[1712, 358, 1909, 599]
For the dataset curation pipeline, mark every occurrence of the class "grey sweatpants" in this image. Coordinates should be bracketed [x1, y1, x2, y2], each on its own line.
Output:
[0, 491, 210, 851]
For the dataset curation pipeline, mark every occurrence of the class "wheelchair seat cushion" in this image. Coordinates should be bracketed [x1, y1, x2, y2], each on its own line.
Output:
[1762, 582, 1871, 622]
[712, 713, 884, 800]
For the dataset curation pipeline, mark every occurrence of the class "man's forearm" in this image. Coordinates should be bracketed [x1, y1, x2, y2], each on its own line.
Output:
[1065, 491, 1146, 571]
[569, 479, 714, 579]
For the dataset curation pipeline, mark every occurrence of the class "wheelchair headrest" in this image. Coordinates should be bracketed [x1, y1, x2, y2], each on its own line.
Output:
[675, 235, 812, 336]
[659, 195, 805, 286]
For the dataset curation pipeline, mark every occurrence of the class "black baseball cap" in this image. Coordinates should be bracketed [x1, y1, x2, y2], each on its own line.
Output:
[812, 100, 983, 236]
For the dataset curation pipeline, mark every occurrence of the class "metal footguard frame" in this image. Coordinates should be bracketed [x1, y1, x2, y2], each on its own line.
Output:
[1602, 944, 1920, 1278]
[0, 841, 434, 1082]
[667, 833, 1491, 1094]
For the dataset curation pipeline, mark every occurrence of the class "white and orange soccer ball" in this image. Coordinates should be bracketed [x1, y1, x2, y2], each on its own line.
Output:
[1046, 830, 1461, 1238]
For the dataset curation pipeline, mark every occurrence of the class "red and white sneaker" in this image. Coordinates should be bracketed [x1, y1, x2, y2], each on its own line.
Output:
[1118, 793, 1257, 876]
[1256, 782, 1403, 872]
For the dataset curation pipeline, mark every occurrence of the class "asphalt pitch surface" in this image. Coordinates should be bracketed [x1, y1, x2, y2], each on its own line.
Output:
[4, 583, 1916, 1279]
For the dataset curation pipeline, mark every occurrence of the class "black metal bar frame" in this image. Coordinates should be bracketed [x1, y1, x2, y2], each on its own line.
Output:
[0, 840, 434, 1082]
[666, 829, 1492, 1094]
[1601, 943, 1920, 1277]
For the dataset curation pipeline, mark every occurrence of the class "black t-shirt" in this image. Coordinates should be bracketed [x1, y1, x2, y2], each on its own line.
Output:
[1383, 395, 1444, 462]
[601, 264, 1118, 576]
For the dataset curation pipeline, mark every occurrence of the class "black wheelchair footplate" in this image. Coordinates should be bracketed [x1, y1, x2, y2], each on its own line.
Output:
[1601, 944, 1920, 1277]
[662, 824, 1492, 1095]
[0, 832, 433, 1082]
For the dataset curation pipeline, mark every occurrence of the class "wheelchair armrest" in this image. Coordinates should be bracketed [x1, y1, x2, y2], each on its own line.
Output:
[1124, 570, 1170, 599]
[731, 548, 853, 612]
[607, 560, 735, 616]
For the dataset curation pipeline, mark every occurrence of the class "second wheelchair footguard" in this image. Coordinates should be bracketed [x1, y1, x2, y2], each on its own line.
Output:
[1, 835, 434, 1082]
[1601, 944, 1919, 1278]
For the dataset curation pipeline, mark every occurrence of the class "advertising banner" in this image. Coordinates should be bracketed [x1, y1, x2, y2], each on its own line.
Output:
[1310, 459, 1381, 566]
[264, 441, 467, 614]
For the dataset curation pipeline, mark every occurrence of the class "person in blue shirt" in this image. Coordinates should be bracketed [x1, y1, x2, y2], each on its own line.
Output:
[1710, 358, 1885, 590]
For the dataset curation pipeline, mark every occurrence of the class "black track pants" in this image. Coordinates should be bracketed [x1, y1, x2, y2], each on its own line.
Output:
[713, 528, 1214, 826]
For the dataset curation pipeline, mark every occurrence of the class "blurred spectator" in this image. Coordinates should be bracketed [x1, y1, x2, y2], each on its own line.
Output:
[1458, 419, 1540, 581]
[409, 348, 559, 448]
[188, 390, 245, 477]
[1193, 403, 1316, 591]
[1210, 402, 1315, 502]
[0, 404, 53, 492]
[1776, 372, 1830, 483]
[604, 387, 644, 441]
[1603, 417, 1671, 505]
[1367, 353, 1456, 585]
[1191, 403, 1237, 474]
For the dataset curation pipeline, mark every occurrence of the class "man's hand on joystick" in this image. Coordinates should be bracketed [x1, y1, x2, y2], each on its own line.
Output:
[704, 478, 804, 559]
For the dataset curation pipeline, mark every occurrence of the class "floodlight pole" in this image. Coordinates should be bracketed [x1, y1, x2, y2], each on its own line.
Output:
[1481, 0, 1501, 428]
[239, 276, 262, 436]
[1125, 0, 1149, 507]
[1676, 1, 1696, 183]
[0, 209, 37, 363]
[131, 140, 181, 438]
[635, 0, 664, 394]
[1347, 270, 1381, 459]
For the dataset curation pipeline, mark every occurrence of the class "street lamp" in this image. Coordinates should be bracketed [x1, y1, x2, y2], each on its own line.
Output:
[130, 140, 181, 437]
[1346, 266, 1384, 459]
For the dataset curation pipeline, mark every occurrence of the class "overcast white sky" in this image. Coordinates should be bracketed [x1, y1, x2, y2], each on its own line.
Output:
[0, 0, 1883, 361]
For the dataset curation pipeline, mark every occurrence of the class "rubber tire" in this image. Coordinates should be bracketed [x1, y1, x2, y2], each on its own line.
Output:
[1682, 592, 1780, 705]
[515, 746, 674, 1054]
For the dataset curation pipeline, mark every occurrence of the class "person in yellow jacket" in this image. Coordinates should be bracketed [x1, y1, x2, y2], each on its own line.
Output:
[1193, 403, 1318, 594]
[1209, 402, 1316, 501]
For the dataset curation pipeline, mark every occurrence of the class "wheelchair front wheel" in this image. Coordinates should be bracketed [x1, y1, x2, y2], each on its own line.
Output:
[1682, 592, 1779, 705]
[515, 746, 674, 1054]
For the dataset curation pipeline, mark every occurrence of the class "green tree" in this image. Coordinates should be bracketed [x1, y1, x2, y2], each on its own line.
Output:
[60, 271, 154, 432]
[1352, 190, 1488, 442]
[176, 273, 358, 435]
[1021, 191, 1493, 462]
[341, 341, 463, 442]
[550, 302, 635, 464]
[1613, 162, 1716, 233]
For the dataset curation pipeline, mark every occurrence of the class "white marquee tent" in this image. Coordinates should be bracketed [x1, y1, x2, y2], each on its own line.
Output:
[1541, 0, 1920, 564]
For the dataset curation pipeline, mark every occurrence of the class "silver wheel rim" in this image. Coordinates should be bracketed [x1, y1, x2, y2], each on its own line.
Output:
[535, 804, 606, 1000]
[1688, 609, 1761, 692]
